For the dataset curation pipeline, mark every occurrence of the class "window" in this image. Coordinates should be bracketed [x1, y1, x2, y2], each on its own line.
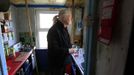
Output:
[36, 10, 59, 49]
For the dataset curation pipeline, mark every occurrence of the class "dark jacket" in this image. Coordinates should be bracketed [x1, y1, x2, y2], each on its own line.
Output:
[47, 20, 72, 69]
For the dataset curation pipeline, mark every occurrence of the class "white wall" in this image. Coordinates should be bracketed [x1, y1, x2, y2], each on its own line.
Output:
[96, 0, 134, 75]
[8, 6, 19, 46]
[16, 8, 35, 32]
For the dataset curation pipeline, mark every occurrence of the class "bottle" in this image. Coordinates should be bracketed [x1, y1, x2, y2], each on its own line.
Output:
[10, 47, 16, 57]
[4, 43, 9, 57]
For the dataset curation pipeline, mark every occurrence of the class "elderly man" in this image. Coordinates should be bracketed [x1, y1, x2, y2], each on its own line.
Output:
[47, 9, 75, 75]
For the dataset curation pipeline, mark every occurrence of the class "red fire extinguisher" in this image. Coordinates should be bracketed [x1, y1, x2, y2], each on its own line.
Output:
[98, 0, 119, 45]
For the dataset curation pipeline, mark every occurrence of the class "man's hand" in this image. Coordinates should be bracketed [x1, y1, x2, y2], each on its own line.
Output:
[69, 48, 76, 54]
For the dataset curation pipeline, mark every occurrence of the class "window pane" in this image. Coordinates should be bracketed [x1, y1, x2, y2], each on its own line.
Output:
[39, 31, 48, 49]
[39, 13, 58, 28]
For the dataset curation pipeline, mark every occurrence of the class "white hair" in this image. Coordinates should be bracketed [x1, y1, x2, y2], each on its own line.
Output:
[58, 9, 71, 17]
[58, 9, 72, 26]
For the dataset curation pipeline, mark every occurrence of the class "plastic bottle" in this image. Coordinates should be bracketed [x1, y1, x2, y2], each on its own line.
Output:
[10, 47, 16, 57]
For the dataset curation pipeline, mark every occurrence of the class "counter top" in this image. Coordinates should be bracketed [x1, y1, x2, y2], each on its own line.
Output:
[71, 48, 84, 75]
[6, 50, 33, 75]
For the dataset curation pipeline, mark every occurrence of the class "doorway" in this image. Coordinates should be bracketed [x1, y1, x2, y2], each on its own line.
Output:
[124, 13, 134, 75]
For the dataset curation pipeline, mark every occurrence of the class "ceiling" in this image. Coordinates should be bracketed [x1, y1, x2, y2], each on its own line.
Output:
[10, 0, 85, 6]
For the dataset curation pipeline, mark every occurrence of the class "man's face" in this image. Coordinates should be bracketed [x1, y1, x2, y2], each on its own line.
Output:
[63, 14, 72, 25]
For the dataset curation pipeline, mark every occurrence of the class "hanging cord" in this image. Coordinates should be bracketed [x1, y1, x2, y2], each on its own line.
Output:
[24, 0, 33, 44]
[24, 0, 39, 75]
[71, 0, 75, 44]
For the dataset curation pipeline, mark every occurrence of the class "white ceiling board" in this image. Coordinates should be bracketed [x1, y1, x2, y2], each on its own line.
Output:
[56, 0, 66, 3]
[11, 0, 66, 4]
[32, 0, 50, 4]
[10, 0, 85, 6]
[10, 0, 34, 4]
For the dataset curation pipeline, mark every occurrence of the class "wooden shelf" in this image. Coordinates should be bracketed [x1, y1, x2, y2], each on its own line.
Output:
[2, 31, 14, 33]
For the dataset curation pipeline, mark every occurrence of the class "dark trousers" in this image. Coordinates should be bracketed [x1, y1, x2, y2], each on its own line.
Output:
[48, 68, 64, 75]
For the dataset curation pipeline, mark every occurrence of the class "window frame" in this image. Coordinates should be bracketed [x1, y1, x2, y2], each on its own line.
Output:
[35, 10, 59, 49]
